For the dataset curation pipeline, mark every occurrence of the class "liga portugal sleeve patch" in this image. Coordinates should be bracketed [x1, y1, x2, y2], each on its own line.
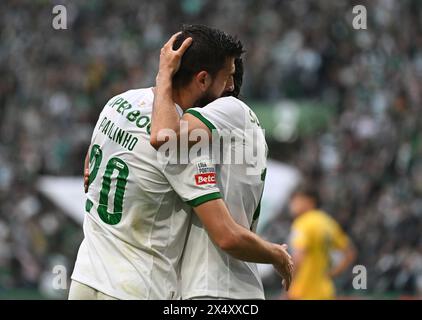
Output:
[195, 173, 217, 185]
[194, 160, 217, 185]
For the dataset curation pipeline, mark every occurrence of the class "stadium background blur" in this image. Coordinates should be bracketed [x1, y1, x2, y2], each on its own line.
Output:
[0, 0, 421, 299]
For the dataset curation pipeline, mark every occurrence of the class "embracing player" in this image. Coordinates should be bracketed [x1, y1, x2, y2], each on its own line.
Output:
[70, 25, 292, 300]
[151, 28, 277, 300]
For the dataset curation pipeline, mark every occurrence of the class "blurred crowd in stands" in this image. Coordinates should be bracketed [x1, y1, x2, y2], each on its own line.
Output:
[0, 0, 421, 297]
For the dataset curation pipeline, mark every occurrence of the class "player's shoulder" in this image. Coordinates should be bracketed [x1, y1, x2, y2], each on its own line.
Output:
[292, 214, 308, 229]
[104, 87, 153, 107]
[207, 96, 249, 110]
[100, 88, 154, 116]
[117, 87, 154, 102]
[312, 210, 341, 234]
[295, 210, 321, 228]
[315, 210, 336, 224]
[200, 97, 251, 123]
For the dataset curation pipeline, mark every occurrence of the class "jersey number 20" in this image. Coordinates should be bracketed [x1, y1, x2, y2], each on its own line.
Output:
[85, 144, 129, 225]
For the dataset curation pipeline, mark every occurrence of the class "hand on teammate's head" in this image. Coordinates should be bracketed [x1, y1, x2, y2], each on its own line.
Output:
[158, 32, 193, 79]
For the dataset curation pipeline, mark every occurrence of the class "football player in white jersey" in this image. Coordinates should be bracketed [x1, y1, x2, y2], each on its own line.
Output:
[70, 25, 292, 300]
[151, 30, 288, 299]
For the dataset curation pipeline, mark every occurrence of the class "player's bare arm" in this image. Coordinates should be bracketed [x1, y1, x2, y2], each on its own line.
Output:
[151, 34, 218, 150]
[150, 33, 193, 148]
[329, 243, 357, 278]
[194, 198, 293, 291]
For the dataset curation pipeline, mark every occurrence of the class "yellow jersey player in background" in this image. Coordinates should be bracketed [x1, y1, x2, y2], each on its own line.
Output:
[287, 185, 357, 300]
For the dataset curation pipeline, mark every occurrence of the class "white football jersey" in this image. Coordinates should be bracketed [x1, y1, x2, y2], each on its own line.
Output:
[181, 96, 268, 299]
[71, 88, 221, 300]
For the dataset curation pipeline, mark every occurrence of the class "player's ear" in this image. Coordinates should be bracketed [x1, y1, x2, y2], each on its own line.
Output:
[195, 71, 212, 92]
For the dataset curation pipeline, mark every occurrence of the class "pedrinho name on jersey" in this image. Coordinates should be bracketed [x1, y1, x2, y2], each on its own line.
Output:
[97, 116, 139, 151]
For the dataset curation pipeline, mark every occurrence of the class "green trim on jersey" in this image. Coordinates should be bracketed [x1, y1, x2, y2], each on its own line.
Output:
[185, 109, 216, 131]
[85, 199, 94, 213]
[187, 192, 221, 207]
[251, 168, 267, 230]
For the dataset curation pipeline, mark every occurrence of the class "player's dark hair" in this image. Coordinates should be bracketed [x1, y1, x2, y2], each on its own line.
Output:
[292, 185, 321, 208]
[172, 24, 244, 88]
[222, 57, 244, 98]
[229, 58, 243, 98]
[232, 57, 243, 98]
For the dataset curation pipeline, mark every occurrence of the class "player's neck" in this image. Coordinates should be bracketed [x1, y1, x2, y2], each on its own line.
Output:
[172, 87, 196, 111]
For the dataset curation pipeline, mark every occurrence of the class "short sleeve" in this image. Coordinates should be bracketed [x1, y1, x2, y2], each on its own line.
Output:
[331, 220, 350, 250]
[290, 223, 309, 251]
[163, 156, 221, 207]
[184, 96, 246, 133]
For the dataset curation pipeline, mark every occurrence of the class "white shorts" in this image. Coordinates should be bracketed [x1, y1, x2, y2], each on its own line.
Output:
[68, 280, 118, 300]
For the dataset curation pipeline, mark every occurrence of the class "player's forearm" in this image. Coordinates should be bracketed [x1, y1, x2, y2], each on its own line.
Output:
[330, 258, 350, 278]
[330, 245, 357, 277]
[150, 73, 181, 149]
[221, 225, 282, 264]
[195, 199, 281, 264]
